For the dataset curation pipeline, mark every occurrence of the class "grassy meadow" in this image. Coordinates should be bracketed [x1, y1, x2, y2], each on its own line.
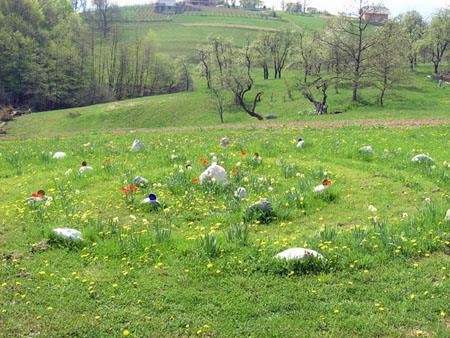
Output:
[0, 125, 449, 336]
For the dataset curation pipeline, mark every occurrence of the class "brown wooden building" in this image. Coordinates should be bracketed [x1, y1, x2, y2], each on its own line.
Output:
[361, 6, 390, 22]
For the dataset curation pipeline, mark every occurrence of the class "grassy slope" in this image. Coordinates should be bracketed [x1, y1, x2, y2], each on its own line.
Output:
[6, 65, 450, 136]
[0, 126, 449, 336]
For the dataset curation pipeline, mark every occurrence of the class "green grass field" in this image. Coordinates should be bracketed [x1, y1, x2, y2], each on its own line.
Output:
[0, 125, 449, 336]
[1, 9, 450, 337]
[5, 65, 450, 136]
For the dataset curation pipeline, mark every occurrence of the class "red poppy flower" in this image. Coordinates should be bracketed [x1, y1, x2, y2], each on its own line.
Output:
[105, 159, 110, 163]
[192, 179, 199, 183]
[71, 148, 74, 151]
[121, 187, 128, 192]
[200, 158, 205, 162]
[125, 191, 130, 195]
[203, 161, 208, 165]
[241, 152, 247, 156]
[129, 185, 137, 191]
[32, 193, 40, 197]
[232, 169, 238, 173]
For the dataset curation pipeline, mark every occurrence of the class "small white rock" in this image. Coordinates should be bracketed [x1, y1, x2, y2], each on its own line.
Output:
[445, 209, 450, 222]
[133, 176, 148, 187]
[53, 228, 82, 240]
[25, 196, 49, 203]
[52, 152, 67, 159]
[79, 166, 93, 175]
[130, 139, 142, 152]
[276, 248, 323, 261]
[235, 187, 247, 198]
[170, 154, 179, 160]
[411, 154, 433, 163]
[220, 138, 229, 147]
[359, 146, 374, 154]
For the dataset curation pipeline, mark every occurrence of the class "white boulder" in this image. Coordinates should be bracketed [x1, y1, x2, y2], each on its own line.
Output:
[79, 166, 93, 175]
[445, 209, 450, 222]
[130, 139, 142, 152]
[359, 146, 374, 154]
[220, 138, 229, 147]
[276, 248, 323, 261]
[134, 176, 148, 187]
[412, 154, 433, 163]
[246, 198, 272, 213]
[141, 194, 160, 208]
[314, 179, 331, 193]
[52, 152, 67, 159]
[53, 228, 82, 240]
[235, 187, 247, 198]
[25, 196, 49, 203]
[199, 163, 228, 185]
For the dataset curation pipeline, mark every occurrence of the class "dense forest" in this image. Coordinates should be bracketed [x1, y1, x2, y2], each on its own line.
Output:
[0, 0, 192, 111]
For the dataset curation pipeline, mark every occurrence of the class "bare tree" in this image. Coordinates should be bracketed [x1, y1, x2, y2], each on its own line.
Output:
[270, 29, 295, 79]
[299, 76, 329, 114]
[303, 0, 309, 13]
[70, 0, 87, 12]
[92, 0, 119, 38]
[370, 21, 406, 107]
[225, 38, 264, 120]
[252, 32, 272, 80]
[321, 0, 378, 102]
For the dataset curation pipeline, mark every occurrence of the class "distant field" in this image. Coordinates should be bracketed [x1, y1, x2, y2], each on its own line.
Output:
[116, 7, 327, 58]
[5, 65, 450, 136]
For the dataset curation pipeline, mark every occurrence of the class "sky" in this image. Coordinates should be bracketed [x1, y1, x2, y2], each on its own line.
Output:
[113, 0, 449, 19]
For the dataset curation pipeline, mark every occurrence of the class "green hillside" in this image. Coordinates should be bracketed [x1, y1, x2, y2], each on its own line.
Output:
[116, 6, 327, 57]
[5, 65, 450, 136]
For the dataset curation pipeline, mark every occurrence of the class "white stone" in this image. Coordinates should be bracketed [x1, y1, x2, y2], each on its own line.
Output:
[170, 154, 179, 160]
[199, 163, 228, 185]
[445, 209, 450, 221]
[130, 139, 142, 152]
[79, 166, 93, 175]
[141, 196, 160, 208]
[313, 184, 329, 193]
[235, 187, 247, 198]
[53, 228, 82, 240]
[133, 176, 148, 187]
[25, 196, 49, 203]
[246, 198, 272, 213]
[220, 138, 229, 147]
[359, 146, 374, 154]
[52, 152, 67, 159]
[276, 248, 323, 261]
[412, 154, 433, 163]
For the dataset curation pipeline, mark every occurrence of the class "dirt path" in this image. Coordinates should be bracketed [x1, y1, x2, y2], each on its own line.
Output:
[124, 22, 279, 31]
[1, 118, 449, 140]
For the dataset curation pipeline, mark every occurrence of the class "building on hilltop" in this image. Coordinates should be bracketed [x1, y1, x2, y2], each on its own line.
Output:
[155, 0, 176, 13]
[307, 7, 318, 14]
[361, 6, 390, 22]
[185, 0, 221, 6]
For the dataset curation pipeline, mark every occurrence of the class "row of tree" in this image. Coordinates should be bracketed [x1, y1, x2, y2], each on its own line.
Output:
[197, 2, 450, 119]
[0, 0, 192, 111]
